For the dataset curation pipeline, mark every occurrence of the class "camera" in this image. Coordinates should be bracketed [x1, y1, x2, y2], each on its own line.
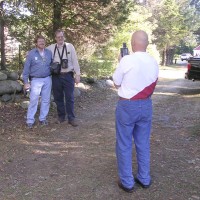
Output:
[24, 87, 30, 97]
[120, 43, 129, 57]
[61, 59, 68, 69]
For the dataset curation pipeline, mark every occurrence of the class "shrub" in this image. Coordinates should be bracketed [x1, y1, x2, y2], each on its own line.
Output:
[79, 59, 115, 78]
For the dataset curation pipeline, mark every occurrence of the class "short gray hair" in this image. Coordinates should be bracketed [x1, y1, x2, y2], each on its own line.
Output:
[54, 29, 65, 37]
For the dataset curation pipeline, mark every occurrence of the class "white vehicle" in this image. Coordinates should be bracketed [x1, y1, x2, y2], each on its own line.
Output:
[180, 53, 192, 61]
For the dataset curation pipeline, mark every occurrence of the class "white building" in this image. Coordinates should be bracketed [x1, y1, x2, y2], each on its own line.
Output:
[4, 27, 21, 61]
[193, 45, 200, 57]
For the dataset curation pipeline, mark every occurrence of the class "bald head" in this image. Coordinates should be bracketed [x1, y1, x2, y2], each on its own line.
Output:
[131, 30, 149, 52]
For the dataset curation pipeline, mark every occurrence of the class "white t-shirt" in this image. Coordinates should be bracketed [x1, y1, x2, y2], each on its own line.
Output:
[113, 52, 159, 99]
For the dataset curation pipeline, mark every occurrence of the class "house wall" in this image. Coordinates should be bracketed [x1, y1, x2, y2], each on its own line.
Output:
[193, 50, 200, 56]
[4, 27, 20, 62]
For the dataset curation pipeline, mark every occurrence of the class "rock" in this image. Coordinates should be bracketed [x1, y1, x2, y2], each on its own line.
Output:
[0, 71, 7, 81]
[76, 83, 86, 91]
[1, 94, 12, 102]
[74, 87, 81, 97]
[7, 71, 19, 80]
[106, 79, 114, 87]
[2, 70, 21, 80]
[96, 80, 107, 88]
[187, 160, 196, 164]
[20, 101, 29, 109]
[85, 77, 97, 84]
[0, 80, 23, 95]
[11, 94, 22, 103]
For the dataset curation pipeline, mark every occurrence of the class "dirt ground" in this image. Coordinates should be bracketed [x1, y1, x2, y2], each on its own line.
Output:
[0, 64, 200, 200]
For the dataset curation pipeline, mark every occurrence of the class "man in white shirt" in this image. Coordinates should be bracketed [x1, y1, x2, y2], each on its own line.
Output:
[113, 30, 159, 192]
[47, 29, 80, 126]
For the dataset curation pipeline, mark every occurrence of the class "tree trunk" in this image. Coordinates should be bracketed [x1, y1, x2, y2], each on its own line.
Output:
[165, 49, 170, 66]
[161, 50, 165, 66]
[165, 48, 175, 65]
[170, 48, 175, 64]
[0, 1, 6, 70]
[52, 0, 62, 37]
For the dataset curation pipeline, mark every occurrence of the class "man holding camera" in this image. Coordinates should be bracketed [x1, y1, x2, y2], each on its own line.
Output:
[47, 29, 80, 126]
[113, 30, 159, 192]
[23, 35, 52, 128]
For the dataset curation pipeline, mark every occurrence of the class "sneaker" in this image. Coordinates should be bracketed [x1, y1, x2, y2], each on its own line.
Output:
[27, 123, 33, 129]
[40, 120, 48, 126]
[68, 120, 78, 127]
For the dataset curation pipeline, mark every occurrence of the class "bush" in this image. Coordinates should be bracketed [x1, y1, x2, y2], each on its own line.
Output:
[79, 59, 115, 78]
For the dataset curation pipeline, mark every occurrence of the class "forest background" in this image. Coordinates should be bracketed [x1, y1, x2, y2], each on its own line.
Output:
[1, 0, 200, 78]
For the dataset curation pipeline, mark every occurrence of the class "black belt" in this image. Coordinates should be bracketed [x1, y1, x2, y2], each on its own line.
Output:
[59, 71, 73, 74]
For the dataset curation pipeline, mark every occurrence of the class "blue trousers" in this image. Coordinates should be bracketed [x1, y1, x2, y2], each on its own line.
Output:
[115, 98, 152, 189]
[52, 72, 75, 121]
[26, 76, 52, 124]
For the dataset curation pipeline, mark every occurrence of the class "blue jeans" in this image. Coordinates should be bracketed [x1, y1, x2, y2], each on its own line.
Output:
[115, 98, 152, 189]
[52, 72, 75, 121]
[26, 76, 52, 124]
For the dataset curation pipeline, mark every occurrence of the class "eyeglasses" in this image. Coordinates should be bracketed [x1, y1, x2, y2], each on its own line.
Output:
[56, 36, 64, 39]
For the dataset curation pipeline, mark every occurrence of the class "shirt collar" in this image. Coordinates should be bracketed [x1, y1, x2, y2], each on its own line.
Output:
[35, 48, 45, 52]
[57, 43, 65, 48]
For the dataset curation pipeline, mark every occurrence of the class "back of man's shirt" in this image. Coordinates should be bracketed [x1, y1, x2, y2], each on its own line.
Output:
[113, 52, 159, 99]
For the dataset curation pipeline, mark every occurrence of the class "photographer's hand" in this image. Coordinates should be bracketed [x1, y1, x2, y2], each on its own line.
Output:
[118, 54, 122, 62]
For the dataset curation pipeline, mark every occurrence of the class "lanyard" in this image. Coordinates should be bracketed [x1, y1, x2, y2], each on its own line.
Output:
[53, 44, 68, 63]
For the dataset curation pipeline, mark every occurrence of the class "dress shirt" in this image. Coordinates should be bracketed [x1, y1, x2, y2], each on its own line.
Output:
[47, 42, 80, 75]
[23, 48, 52, 84]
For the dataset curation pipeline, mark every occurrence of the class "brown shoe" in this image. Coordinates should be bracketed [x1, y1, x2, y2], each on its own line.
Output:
[68, 120, 78, 127]
[59, 118, 65, 123]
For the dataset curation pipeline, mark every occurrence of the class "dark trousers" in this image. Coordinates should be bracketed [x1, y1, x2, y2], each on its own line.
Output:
[52, 72, 75, 121]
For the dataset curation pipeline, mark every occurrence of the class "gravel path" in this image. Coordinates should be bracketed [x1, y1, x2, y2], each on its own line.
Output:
[0, 65, 199, 200]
